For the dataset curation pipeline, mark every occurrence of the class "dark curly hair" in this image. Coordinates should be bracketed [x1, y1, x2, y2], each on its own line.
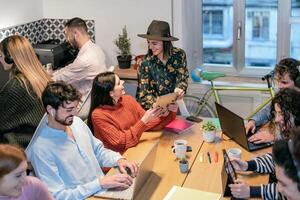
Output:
[275, 58, 300, 86]
[270, 88, 300, 138]
[42, 81, 82, 110]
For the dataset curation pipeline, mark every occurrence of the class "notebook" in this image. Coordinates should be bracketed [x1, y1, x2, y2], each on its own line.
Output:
[164, 186, 221, 200]
[93, 141, 158, 199]
[164, 118, 194, 134]
[215, 102, 273, 151]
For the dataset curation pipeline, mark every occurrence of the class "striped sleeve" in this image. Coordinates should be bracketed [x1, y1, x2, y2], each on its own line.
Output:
[253, 153, 275, 174]
[261, 183, 277, 200]
[261, 182, 287, 200]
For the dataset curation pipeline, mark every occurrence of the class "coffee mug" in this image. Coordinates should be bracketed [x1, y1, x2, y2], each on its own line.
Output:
[172, 139, 187, 159]
[227, 148, 242, 159]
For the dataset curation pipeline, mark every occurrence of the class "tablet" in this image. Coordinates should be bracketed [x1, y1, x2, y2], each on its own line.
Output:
[153, 93, 177, 110]
[222, 149, 237, 184]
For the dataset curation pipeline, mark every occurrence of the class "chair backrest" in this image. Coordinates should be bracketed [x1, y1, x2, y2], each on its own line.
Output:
[78, 89, 92, 121]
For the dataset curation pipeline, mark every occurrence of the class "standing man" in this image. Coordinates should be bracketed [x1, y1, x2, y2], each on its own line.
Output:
[27, 81, 138, 200]
[52, 17, 108, 101]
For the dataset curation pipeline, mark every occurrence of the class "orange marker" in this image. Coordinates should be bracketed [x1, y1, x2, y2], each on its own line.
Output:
[213, 151, 218, 163]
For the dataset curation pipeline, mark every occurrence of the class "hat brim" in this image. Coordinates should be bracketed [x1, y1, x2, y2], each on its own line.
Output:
[137, 34, 179, 41]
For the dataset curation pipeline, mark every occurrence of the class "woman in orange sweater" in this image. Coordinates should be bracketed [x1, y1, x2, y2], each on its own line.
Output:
[87, 72, 177, 154]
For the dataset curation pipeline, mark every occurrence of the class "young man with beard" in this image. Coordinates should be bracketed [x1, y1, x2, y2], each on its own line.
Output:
[27, 81, 138, 200]
[52, 17, 108, 101]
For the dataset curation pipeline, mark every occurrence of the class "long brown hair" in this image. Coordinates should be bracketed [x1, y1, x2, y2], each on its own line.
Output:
[0, 144, 26, 179]
[1, 35, 51, 98]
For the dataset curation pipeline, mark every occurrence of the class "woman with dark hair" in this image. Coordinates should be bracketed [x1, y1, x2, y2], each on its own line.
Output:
[87, 72, 177, 154]
[273, 127, 300, 200]
[0, 35, 51, 147]
[0, 144, 54, 200]
[136, 20, 189, 110]
[270, 88, 300, 139]
[229, 88, 300, 199]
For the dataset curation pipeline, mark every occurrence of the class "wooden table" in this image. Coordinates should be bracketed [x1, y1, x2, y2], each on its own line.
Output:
[183, 133, 271, 199]
[88, 121, 272, 200]
[88, 120, 204, 200]
[114, 66, 137, 80]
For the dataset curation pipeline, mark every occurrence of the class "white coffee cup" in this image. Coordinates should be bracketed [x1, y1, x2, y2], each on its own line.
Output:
[227, 148, 242, 159]
[172, 139, 187, 159]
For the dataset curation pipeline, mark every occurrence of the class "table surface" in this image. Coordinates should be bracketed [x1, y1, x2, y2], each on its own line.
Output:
[183, 133, 271, 200]
[88, 120, 271, 200]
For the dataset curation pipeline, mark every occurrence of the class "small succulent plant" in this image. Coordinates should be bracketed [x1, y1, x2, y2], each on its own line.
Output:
[202, 121, 217, 132]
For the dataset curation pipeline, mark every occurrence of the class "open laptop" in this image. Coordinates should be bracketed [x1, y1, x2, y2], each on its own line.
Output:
[215, 102, 273, 151]
[25, 113, 47, 157]
[94, 141, 158, 199]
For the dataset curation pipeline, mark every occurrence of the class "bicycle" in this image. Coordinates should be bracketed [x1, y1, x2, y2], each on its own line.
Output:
[183, 68, 275, 119]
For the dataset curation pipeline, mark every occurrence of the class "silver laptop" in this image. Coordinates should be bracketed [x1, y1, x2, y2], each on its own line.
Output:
[94, 141, 158, 199]
[25, 113, 47, 157]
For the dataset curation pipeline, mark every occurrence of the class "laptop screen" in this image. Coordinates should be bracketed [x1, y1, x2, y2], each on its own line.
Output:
[215, 102, 249, 150]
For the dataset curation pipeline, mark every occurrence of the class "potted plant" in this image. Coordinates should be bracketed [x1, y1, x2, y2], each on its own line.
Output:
[114, 25, 132, 69]
[179, 157, 189, 173]
[202, 121, 217, 143]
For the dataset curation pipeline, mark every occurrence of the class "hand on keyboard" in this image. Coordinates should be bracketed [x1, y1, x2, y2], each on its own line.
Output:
[248, 130, 275, 144]
[99, 173, 133, 189]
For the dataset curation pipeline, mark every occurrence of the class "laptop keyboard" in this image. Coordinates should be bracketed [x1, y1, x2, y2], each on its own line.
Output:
[105, 181, 136, 199]
[95, 174, 136, 200]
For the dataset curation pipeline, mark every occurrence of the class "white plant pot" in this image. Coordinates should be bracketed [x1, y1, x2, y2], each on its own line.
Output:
[203, 130, 216, 143]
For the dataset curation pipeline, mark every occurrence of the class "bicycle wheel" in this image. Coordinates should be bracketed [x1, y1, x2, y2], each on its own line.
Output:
[183, 95, 216, 118]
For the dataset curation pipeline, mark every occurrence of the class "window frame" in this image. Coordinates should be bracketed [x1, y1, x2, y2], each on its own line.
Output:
[177, 0, 295, 77]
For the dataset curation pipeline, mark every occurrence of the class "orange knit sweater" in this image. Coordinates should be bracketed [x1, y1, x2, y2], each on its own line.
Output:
[91, 95, 176, 154]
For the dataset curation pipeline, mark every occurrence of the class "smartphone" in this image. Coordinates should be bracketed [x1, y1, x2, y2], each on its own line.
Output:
[186, 116, 203, 123]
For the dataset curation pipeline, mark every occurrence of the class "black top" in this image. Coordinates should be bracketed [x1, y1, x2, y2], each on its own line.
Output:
[0, 78, 45, 147]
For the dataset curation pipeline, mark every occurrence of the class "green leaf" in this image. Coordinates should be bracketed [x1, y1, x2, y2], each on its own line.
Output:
[114, 25, 131, 57]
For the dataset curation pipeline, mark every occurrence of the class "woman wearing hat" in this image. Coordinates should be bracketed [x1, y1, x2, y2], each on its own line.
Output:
[136, 20, 189, 110]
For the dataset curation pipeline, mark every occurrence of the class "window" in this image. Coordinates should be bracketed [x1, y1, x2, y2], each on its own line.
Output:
[202, 0, 233, 66]
[180, 0, 292, 77]
[290, 1, 300, 60]
[203, 10, 223, 35]
[251, 11, 270, 40]
[291, 0, 300, 16]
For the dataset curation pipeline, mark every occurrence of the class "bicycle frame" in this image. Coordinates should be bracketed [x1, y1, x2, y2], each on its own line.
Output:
[200, 81, 275, 120]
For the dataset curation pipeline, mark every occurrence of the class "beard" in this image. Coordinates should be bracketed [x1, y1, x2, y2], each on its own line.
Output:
[55, 114, 74, 126]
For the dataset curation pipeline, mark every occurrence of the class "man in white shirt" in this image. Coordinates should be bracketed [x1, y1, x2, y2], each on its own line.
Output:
[52, 17, 107, 101]
[27, 81, 138, 200]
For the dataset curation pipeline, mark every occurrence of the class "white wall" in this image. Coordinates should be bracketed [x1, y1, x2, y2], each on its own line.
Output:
[0, 0, 43, 29]
[42, 0, 173, 66]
